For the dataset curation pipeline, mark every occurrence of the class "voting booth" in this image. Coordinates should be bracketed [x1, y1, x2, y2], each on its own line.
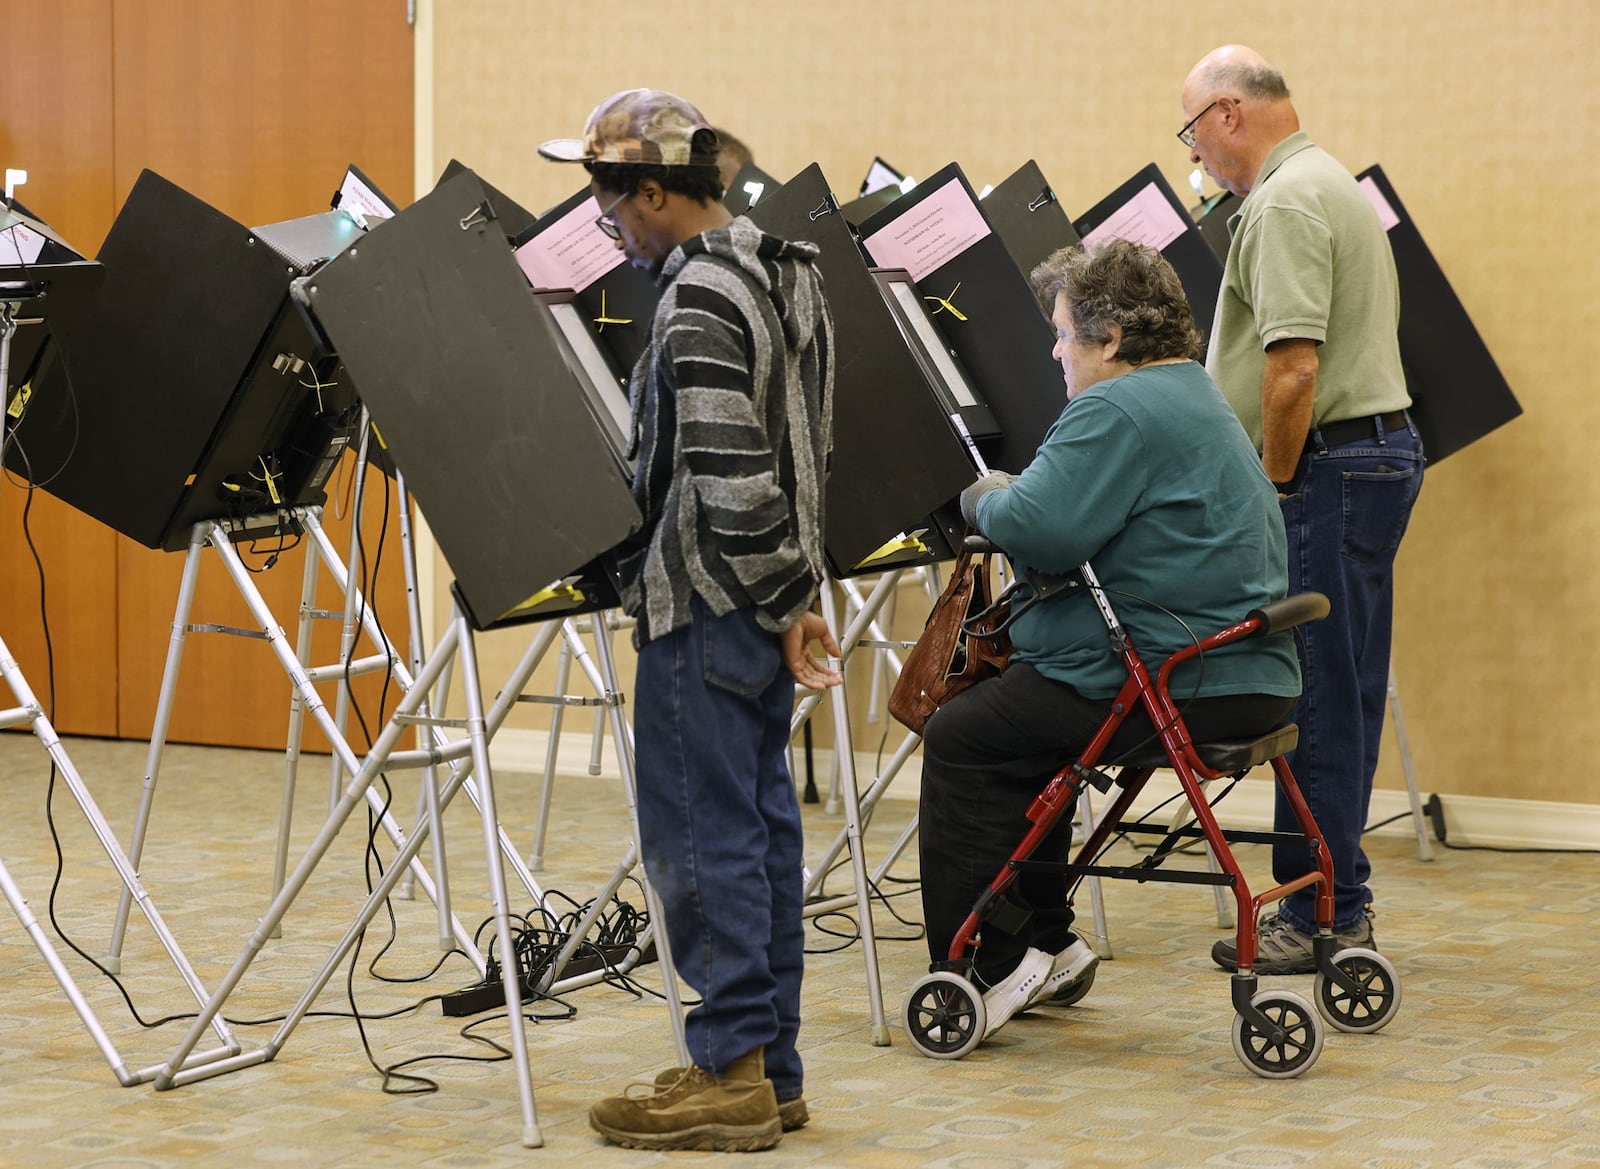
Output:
[1074, 163, 1224, 360]
[858, 162, 1070, 475]
[982, 160, 1082, 283]
[307, 169, 644, 630]
[1192, 167, 1521, 462]
[745, 163, 975, 575]
[4, 168, 398, 550]
[1355, 166, 1521, 462]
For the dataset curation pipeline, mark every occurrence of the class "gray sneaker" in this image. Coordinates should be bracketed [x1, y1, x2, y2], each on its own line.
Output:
[1211, 910, 1375, 975]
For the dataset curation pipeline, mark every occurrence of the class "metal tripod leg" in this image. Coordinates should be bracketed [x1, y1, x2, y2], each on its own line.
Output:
[106, 526, 207, 971]
[1167, 778, 1234, 929]
[1077, 785, 1114, 960]
[1388, 663, 1434, 862]
[454, 612, 543, 1146]
[800, 728, 922, 903]
[210, 520, 483, 961]
[817, 577, 892, 1045]
[395, 469, 456, 944]
[326, 423, 375, 813]
[159, 613, 559, 1143]
[281, 499, 460, 937]
[114, 513, 483, 969]
[528, 630, 575, 872]
[296, 512, 554, 915]
[272, 525, 325, 938]
[2, 630, 239, 1084]
[150, 619, 455, 1071]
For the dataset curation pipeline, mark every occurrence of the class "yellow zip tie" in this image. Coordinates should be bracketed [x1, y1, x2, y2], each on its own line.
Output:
[592, 289, 632, 333]
[925, 282, 968, 322]
[299, 365, 338, 413]
[257, 456, 282, 505]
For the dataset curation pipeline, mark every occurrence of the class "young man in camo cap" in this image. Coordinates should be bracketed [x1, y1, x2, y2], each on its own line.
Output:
[540, 88, 838, 1152]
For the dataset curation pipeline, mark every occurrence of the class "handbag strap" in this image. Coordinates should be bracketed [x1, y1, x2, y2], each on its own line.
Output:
[963, 567, 1078, 639]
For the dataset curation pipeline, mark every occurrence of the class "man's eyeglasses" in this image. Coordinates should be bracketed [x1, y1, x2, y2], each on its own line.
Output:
[1176, 100, 1221, 149]
[594, 191, 631, 240]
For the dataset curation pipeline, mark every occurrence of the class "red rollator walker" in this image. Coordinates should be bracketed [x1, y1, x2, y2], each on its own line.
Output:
[902, 550, 1402, 1078]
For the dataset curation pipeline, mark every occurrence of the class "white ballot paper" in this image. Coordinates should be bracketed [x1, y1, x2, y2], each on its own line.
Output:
[0, 219, 46, 267]
[1358, 177, 1401, 232]
[1082, 182, 1188, 253]
[337, 170, 396, 226]
[862, 177, 992, 284]
[516, 197, 627, 292]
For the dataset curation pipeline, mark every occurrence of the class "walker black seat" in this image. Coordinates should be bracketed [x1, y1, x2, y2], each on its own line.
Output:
[1114, 723, 1299, 773]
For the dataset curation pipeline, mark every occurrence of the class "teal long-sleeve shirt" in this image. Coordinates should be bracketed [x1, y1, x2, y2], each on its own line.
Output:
[974, 360, 1301, 701]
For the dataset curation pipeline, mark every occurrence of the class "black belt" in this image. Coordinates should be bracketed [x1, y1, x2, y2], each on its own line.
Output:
[1306, 410, 1410, 453]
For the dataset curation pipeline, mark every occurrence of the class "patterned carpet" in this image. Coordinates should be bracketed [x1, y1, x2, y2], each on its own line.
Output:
[1, 731, 1598, 1168]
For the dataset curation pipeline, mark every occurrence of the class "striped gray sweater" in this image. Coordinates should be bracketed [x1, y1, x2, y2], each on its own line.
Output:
[618, 216, 834, 646]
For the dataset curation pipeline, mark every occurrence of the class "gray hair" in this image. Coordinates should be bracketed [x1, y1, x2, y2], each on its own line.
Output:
[1030, 240, 1202, 365]
[1200, 60, 1290, 102]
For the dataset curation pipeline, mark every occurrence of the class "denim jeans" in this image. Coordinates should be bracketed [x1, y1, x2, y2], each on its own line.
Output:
[632, 596, 805, 1100]
[1273, 418, 1423, 932]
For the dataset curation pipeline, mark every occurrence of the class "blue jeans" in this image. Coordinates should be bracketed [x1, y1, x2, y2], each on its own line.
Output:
[1274, 418, 1423, 932]
[632, 596, 805, 1100]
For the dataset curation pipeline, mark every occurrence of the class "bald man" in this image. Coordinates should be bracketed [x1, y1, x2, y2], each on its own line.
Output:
[1179, 46, 1423, 975]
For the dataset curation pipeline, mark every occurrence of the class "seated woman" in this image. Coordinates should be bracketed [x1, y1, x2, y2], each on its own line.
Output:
[919, 239, 1301, 1040]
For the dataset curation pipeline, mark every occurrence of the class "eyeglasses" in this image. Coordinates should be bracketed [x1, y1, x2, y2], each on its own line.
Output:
[594, 191, 631, 240]
[1176, 100, 1221, 149]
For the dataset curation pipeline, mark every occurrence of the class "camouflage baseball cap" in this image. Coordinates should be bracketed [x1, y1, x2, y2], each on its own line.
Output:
[538, 88, 720, 167]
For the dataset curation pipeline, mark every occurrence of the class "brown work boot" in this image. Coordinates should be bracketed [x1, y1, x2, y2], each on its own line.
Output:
[590, 1047, 781, 1151]
[653, 1066, 808, 1131]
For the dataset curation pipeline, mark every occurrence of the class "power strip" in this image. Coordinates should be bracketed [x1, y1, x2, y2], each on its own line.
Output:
[440, 939, 657, 1017]
[1424, 793, 1448, 843]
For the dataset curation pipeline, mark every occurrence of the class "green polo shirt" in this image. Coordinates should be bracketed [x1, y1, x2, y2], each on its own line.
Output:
[1206, 131, 1410, 449]
[974, 361, 1301, 701]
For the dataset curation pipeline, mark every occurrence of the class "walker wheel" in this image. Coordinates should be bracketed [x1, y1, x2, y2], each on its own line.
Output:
[1231, 989, 1322, 1079]
[903, 972, 986, 1060]
[1315, 947, 1402, 1034]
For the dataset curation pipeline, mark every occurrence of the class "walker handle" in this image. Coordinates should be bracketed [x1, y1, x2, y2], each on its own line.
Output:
[1246, 592, 1330, 636]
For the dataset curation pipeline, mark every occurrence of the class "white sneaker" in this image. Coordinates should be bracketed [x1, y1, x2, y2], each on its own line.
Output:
[979, 948, 1054, 1039]
[1026, 935, 1099, 1009]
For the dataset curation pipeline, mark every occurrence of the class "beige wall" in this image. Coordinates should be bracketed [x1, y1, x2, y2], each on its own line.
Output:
[424, 0, 1599, 808]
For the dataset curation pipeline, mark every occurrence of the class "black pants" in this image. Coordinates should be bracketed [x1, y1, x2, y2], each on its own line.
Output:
[918, 661, 1295, 983]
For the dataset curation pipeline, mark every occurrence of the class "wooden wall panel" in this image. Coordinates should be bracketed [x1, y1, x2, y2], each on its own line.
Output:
[0, 0, 119, 736]
[432, 1, 1599, 806]
[110, 0, 414, 748]
[109, 0, 414, 222]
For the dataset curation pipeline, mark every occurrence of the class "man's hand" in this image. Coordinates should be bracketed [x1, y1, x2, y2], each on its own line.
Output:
[782, 610, 843, 690]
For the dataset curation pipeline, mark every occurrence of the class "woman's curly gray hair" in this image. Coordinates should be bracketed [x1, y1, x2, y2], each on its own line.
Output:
[1030, 239, 1202, 365]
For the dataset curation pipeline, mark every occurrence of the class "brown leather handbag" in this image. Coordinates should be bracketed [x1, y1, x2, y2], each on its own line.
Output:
[888, 543, 1014, 735]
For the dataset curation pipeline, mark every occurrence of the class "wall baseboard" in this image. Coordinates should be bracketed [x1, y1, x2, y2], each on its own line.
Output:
[490, 730, 1599, 853]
